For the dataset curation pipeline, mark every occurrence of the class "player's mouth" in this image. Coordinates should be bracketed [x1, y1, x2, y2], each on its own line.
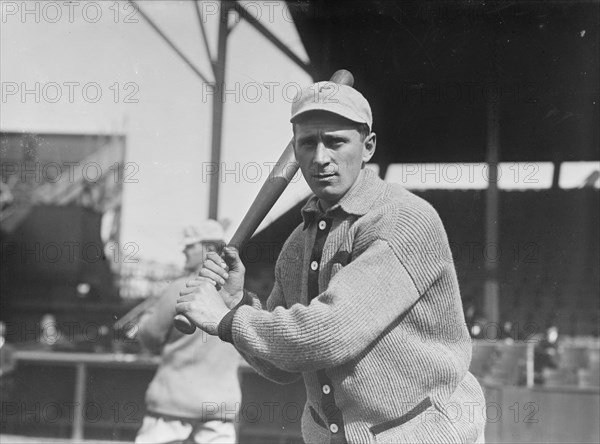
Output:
[312, 172, 337, 182]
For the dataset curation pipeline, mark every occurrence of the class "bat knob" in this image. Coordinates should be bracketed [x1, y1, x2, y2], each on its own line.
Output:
[330, 69, 354, 87]
[174, 314, 196, 334]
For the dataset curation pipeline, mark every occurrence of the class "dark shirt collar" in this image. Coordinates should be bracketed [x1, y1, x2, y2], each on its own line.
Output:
[301, 168, 385, 229]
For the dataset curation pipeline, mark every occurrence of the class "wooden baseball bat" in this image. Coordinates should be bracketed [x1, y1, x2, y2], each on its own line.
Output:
[174, 69, 355, 334]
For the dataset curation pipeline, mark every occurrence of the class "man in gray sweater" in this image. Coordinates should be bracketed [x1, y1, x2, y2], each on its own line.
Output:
[177, 83, 486, 443]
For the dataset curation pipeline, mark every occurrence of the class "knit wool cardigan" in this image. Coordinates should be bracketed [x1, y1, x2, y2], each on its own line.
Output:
[219, 168, 486, 443]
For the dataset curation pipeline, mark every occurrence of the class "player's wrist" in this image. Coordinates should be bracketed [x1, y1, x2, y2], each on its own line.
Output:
[227, 291, 245, 309]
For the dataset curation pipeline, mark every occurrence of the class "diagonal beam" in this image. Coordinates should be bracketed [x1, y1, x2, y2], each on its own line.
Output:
[194, 0, 216, 75]
[129, 0, 213, 84]
[232, 1, 313, 77]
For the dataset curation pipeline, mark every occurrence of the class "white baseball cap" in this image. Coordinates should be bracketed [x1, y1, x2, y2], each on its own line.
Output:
[290, 81, 373, 130]
[182, 220, 225, 246]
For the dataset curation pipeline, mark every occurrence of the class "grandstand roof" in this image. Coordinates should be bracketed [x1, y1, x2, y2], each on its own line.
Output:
[0, 132, 126, 233]
[288, 0, 599, 164]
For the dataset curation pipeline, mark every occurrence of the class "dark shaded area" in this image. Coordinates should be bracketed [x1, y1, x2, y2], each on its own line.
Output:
[0, 364, 155, 441]
[237, 368, 306, 444]
[0, 130, 130, 345]
[1, 205, 124, 343]
[288, 0, 599, 164]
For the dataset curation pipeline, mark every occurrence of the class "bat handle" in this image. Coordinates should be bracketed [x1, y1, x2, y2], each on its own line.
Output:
[174, 239, 231, 335]
[174, 242, 231, 335]
[174, 314, 197, 335]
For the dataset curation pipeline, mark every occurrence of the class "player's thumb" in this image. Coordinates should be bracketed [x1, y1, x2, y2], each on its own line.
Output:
[222, 246, 244, 273]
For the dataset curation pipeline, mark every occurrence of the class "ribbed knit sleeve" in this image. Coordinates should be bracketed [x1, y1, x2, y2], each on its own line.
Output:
[232, 280, 303, 384]
[355, 199, 452, 296]
[230, 239, 421, 372]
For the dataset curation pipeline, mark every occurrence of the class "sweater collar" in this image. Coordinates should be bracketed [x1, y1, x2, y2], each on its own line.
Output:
[301, 168, 385, 229]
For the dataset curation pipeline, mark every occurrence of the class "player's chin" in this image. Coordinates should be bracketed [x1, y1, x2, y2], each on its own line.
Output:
[313, 187, 344, 204]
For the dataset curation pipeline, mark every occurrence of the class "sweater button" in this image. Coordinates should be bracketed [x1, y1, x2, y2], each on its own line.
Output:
[322, 384, 331, 394]
[310, 261, 318, 271]
[318, 220, 327, 230]
[329, 423, 338, 433]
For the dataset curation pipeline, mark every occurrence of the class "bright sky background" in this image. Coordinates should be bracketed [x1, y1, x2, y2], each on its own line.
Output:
[1, 0, 313, 266]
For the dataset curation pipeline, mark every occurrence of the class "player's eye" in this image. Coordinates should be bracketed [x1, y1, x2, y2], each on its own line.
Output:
[298, 139, 316, 149]
[325, 137, 345, 147]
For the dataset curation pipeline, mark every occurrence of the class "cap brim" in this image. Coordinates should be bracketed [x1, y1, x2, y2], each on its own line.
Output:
[290, 103, 370, 127]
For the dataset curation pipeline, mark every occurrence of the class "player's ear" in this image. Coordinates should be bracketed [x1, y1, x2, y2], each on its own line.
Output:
[362, 132, 376, 163]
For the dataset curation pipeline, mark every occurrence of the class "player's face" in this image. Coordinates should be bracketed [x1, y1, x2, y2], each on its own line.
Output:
[183, 242, 212, 272]
[294, 113, 375, 210]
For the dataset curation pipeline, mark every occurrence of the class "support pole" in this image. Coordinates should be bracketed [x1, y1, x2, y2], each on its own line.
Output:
[71, 362, 87, 441]
[484, 24, 501, 326]
[208, 2, 231, 220]
[484, 99, 501, 325]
